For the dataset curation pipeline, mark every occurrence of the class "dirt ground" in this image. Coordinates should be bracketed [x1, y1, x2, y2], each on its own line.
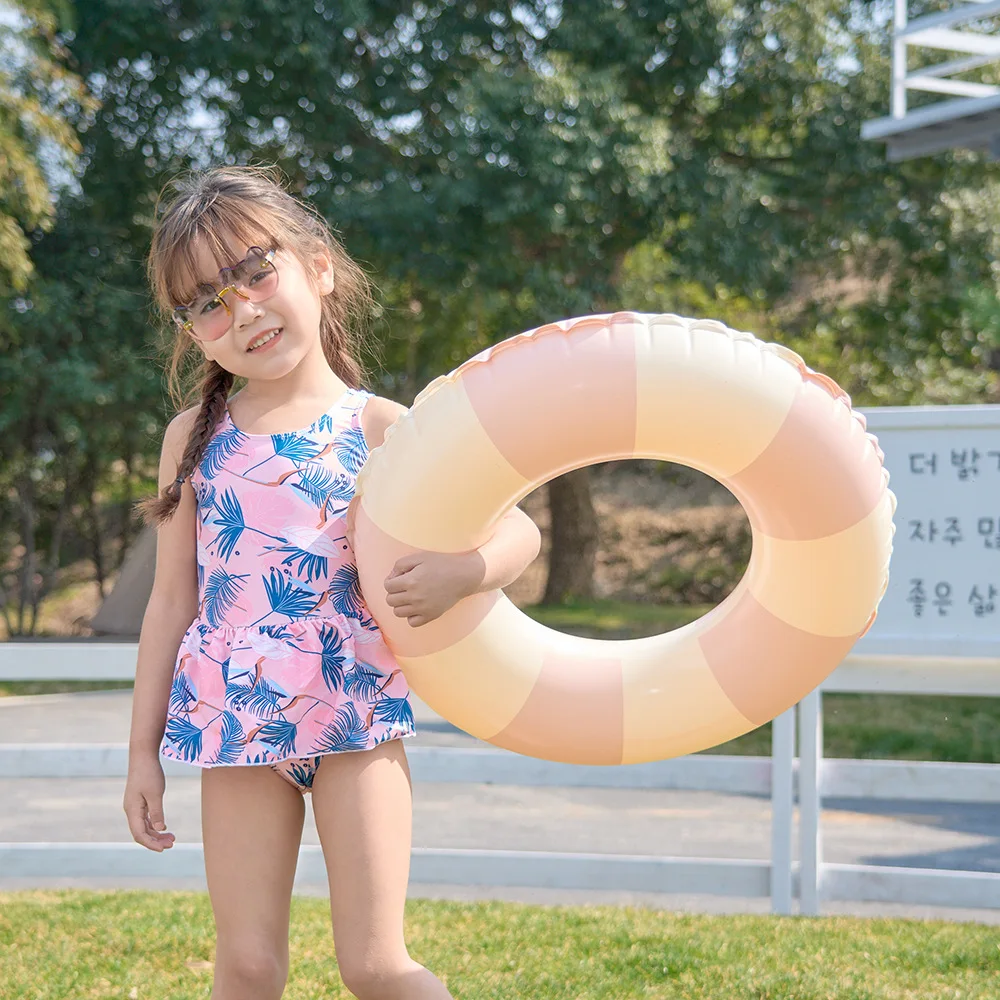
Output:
[492, 460, 748, 608]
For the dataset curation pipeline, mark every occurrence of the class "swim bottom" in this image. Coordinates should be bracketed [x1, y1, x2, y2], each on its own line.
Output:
[269, 755, 323, 794]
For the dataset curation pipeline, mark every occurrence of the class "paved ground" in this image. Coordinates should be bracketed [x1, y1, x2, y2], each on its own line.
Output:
[1, 690, 998, 923]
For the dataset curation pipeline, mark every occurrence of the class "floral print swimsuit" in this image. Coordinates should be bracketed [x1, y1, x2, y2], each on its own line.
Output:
[158, 387, 415, 793]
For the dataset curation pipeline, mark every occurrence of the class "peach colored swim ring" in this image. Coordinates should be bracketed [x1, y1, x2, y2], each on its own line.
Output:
[353, 312, 895, 765]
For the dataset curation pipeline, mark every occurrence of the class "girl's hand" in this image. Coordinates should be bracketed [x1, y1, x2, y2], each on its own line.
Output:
[383, 551, 483, 628]
[123, 755, 176, 852]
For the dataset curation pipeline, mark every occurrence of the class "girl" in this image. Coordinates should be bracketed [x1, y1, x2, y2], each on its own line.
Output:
[123, 164, 541, 1000]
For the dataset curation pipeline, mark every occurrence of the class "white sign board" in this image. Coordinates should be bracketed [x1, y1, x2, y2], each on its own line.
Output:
[855, 405, 1000, 658]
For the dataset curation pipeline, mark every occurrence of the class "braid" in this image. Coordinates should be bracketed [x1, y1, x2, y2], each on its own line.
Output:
[136, 361, 234, 526]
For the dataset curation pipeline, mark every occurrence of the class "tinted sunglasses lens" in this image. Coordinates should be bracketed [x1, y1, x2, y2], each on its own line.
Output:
[176, 250, 278, 340]
[188, 295, 231, 340]
[239, 250, 279, 301]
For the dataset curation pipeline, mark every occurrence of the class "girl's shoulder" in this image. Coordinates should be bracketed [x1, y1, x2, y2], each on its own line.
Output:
[359, 394, 407, 452]
[160, 405, 201, 465]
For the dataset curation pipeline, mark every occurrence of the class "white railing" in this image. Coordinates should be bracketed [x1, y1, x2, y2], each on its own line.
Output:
[1, 643, 999, 914]
[892, 0, 1000, 116]
[863, 1, 1000, 159]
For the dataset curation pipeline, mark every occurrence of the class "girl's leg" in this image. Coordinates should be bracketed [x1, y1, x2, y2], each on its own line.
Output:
[201, 764, 306, 1000]
[311, 739, 453, 1000]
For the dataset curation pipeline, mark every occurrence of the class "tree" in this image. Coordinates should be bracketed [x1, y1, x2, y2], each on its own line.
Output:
[0, 0, 95, 292]
[7, 1, 997, 629]
[0, 202, 163, 634]
[65, 0, 725, 602]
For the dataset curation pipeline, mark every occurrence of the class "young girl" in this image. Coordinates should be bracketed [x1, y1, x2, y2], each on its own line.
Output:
[123, 164, 541, 1000]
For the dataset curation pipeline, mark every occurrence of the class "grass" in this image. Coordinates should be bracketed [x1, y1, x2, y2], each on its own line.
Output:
[0, 680, 135, 698]
[5, 599, 1000, 763]
[1, 890, 998, 999]
[706, 693, 1000, 762]
[525, 598, 712, 637]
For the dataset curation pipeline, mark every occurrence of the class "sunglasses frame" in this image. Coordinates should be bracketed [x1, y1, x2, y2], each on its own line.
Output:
[173, 246, 279, 338]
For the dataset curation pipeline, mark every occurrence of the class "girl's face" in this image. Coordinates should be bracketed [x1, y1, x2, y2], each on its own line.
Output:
[179, 236, 335, 380]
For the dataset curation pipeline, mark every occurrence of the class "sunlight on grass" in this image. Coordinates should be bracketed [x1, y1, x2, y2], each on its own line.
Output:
[524, 599, 708, 636]
[1, 891, 998, 999]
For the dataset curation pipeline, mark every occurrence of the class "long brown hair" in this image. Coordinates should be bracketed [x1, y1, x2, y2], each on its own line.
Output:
[137, 164, 377, 525]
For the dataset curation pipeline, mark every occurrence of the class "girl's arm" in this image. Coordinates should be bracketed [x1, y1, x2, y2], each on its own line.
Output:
[360, 396, 542, 628]
[123, 409, 200, 851]
[128, 409, 201, 755]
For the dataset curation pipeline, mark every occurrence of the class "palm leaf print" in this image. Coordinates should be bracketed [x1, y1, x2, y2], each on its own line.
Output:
[333, 425, 367, 475]
[212, 487, 246, 562]
[270, 433, 323, 463]
[225, 673, 283, 717]
[244, 677, 284, 717]
[224, 677, 252, 709]
[203, 568, 250, 627]
[200, 424, 248, 478]
[318, 623, 351, 691]
[213, 711, 246, 764]
[329, 564, 365, 618]
[262, 567, 319, 619]
[169, 671, 196, 714]
[274, 544, 328, 583]
[314, 702, 369, 753]
[261, 624, 294, 639]
[196, 481, 217, 512]
[256, 717, 298, 756]
[343, 665, 384, 702]
[211, 496, 286, 567]
[165, 716, 203, 762]
[372, 696, 414, 729]
[287, 759, 318, 789]
[292, 465, 354, 512]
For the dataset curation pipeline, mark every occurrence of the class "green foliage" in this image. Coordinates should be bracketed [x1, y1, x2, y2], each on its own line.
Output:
[4, 0, 1000, 621]
[0, 205, 162, 632]
[0, 0, 96, 292]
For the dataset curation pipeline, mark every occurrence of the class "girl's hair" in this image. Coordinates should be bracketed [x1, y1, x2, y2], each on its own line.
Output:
[136, 164, 376, 526]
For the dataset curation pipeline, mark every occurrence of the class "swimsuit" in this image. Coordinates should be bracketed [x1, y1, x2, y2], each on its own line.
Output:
[158, 387, 415, 793]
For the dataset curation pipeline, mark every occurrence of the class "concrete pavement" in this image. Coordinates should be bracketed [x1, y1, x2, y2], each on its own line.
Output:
[1, 689, 998, 923]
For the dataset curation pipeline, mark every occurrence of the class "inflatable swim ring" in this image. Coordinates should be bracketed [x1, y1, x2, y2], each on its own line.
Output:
[353, 312, 895, 765]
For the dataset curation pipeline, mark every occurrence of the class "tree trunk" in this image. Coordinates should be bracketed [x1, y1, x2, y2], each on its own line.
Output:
[16, 472, 36, 636]
[542, 467, 598, 604]
[29, 458, 73, 635]
[116, 451, 135, 572]
[83, 452, 107, 599]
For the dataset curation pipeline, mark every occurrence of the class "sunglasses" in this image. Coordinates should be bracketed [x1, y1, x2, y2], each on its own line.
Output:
[173, 246, 279, 341]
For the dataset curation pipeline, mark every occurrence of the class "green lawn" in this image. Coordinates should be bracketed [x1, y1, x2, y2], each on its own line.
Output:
[0, 679, 135, 698]
[1, 891, 998, 999]
[4, 600, 1000, 763]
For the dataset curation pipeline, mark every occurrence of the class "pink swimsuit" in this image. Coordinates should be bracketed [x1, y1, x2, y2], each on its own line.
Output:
[158, 387, 415, 793]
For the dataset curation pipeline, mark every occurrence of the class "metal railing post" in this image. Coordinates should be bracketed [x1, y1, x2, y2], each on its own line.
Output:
[892, 0, 909, 118]
[799, 689, 824, 915]
[770, 707, 796, 914]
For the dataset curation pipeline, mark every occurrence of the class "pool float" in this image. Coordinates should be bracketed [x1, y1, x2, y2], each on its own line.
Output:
[353, 312, 895, 765]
